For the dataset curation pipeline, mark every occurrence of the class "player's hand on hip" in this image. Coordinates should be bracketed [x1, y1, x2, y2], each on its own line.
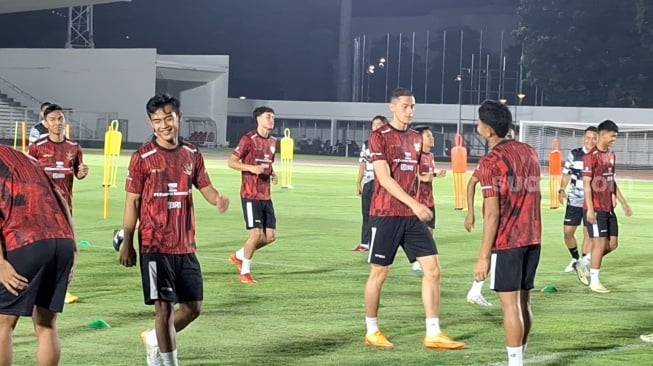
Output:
[473, 257, 490, 282]
[216, 193, 230, 213]
[0, 261, 29, 296]
[411, 203, 433, 222]
[119, 245, 137, 267]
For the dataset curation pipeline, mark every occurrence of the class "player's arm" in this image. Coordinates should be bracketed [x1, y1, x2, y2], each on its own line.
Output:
[558, 174, 571, 205]
[613, 182, 632, 217]
[474, 196, 499, 281]
[356, 162, 365, 195]
[582, 176, 596, 223]
[75, 149, 89, 180]
[119, 192, 140, 267]
[227, 154, 264, 175]
[0, 216, 28, 296]
[199, 185, 229, 213]
[372, 159, 432, 222]
[28, 126, 40, 145]
[464, 175, 479, 232]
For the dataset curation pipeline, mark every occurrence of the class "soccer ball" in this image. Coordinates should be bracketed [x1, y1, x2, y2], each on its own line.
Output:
[112, 229, 124, 251]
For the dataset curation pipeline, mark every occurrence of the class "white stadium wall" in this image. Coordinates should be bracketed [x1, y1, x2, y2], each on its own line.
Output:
[0, 48, 156, 143]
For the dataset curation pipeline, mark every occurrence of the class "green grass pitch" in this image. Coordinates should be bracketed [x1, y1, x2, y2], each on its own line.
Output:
[9, 151, 653, 365]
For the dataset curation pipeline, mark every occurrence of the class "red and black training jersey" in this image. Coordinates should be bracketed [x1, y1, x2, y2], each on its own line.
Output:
[369, 125, 422, 217]
[582, 147, 616, 212]
[418, 152, 435, 207]
[28, 137, 83, 208]
[125, 140, 212, 255]
[473, 140, 542, 251]
[232, 130, 277, 200]
[0, 146, 74, 252]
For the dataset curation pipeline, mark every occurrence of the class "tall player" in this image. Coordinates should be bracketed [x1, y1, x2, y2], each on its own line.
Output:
[228, 106, 278, 284]
[557, 127, 597, 285]
[0, 145, 77, 366]
[119, 94, 229, 366]
[353, 115, 388, 251]
[411, 125, 446, 273]
[583, 120, 631, 293]
[28, 103, 88, 305]
[363, 88, 464, 350]
[473, 100, 541, 366]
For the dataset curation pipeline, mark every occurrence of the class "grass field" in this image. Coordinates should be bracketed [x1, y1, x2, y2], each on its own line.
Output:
[9, 151, 653, 365]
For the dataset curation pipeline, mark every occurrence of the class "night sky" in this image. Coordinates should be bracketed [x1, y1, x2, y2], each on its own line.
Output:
[0, 0, 518, 101]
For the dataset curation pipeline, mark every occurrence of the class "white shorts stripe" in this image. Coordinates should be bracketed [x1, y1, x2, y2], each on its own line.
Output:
[489, 253, 497, 290]
[246, 201, 254, 228]
[367, 227, 377, 263]
[148, 261, 158, 300]
[591, 223, 599, 237]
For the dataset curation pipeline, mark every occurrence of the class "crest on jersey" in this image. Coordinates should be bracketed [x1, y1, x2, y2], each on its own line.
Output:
[609, 159, 614, 165]
[413, 142, 421, 152]
[183, 163, 193, 175]
[270, 146, 276, 154]
[66, 152, 75, 160]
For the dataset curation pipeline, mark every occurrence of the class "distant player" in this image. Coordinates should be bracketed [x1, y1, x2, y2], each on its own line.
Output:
[228, 106, 278, 284]
[28, 103, 88, 305]
[363, 88, 464, 350]
[473, 100, 541, 366]
[353, 115, 388, 252]
[583, 120, 631, 293]
[410, 125, 446, 273]
[0, 145, 77, 366]
[557, 127, 597, 285]
[119, 94, 229, 366]
[28, 101, 52, 146]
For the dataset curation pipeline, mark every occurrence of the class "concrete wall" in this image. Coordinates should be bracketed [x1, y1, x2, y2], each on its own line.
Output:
[0, 48, 156, 143]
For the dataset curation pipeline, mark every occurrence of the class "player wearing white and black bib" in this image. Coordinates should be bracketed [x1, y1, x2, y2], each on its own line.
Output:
[558, 126, 597, 284]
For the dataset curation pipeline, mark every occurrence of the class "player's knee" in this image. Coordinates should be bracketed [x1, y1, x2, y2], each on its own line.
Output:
[265, 232, 276, 244]
[184, 303, 202, 320]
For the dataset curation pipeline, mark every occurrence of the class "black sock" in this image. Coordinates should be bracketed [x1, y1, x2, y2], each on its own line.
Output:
[568, 247, 580, 260]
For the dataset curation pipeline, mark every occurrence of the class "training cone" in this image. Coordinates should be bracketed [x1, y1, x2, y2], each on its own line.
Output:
[86, 319, 111, 329]
[78, 240, 91, 247]
[541, 285, 558, 293]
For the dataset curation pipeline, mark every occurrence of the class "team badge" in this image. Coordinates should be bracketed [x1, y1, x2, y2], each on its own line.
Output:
[183, 163, 193, 175]
[66, 152, 75, 160]
[270, 146, 276, 154]
[414, 143, 421, 153]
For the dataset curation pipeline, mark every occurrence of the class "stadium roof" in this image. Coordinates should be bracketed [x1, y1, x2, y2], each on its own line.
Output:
[0, 0, 130, 15]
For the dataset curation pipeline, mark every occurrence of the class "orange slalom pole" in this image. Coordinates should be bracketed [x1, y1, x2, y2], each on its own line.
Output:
[451, 134, 468, 210]
[549, 138, 562, 209]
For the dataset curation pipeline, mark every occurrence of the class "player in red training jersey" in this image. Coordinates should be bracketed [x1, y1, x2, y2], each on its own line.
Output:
[582, 120, 631, 294]
[227, 106, 278, 284]
[472, 100, 541, 366]
[363, 88, 464, 351]
[0, 145, 76, 366]
[119, 94, 229, 366]
[28, 103, 87, 305]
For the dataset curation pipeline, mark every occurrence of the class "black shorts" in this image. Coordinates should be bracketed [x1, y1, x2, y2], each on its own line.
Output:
[368, 216, 437, 266]
[241, 198, 276, 230]
[140, 253, 203, 305]
[0, 239, 75, 316]
[426, 206, 436, 229]
[585, 210, 618, 238]
[563, 205, 584, 226]
[490, 244, 540, 292]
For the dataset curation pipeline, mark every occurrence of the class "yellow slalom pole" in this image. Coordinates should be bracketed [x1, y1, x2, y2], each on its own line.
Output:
[103, 120, 123, 219]
[13, 122, 18, 149]
[280, 128, 294, 189]
[21, 122, 26, 152]
[66, 124, 71, 139]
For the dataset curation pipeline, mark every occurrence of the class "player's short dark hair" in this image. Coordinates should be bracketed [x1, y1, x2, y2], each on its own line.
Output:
[146, 94, 180, 117]
[413, 125, 431, 133]
[40, 101, 52, 111]
[389, 87, 413, 102]
[478, 99, 512, 138]
[584, 126, 598, 134]
[43, 104, 64, 119]
[253, 106, 275, 119]
[371, 115, 388, 124]
[598, 120, 619, 133]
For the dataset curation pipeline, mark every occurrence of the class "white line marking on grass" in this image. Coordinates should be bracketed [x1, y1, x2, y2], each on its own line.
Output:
[487, 344, 646, 365]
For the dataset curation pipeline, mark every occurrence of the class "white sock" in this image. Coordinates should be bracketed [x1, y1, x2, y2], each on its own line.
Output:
[507, 346, 523, 366]
[240, 258, 251, 275]
[471, 280, 484, 294]
[579, 254, 591, 267]
[412, 261, 422, 270]
[590, 268, 600, 285]
[160, 350, 178, 366]
[236, 248, 245, 260]
[365, 317, 379, 335]
[146, 328, 158, 346]
[425, 317, 441, 337]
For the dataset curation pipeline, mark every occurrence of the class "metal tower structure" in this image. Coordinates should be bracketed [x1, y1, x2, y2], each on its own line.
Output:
[65, 5, 95, 48]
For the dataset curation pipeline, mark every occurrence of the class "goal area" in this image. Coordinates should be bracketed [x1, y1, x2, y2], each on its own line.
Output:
[519, 120, 653, 179]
